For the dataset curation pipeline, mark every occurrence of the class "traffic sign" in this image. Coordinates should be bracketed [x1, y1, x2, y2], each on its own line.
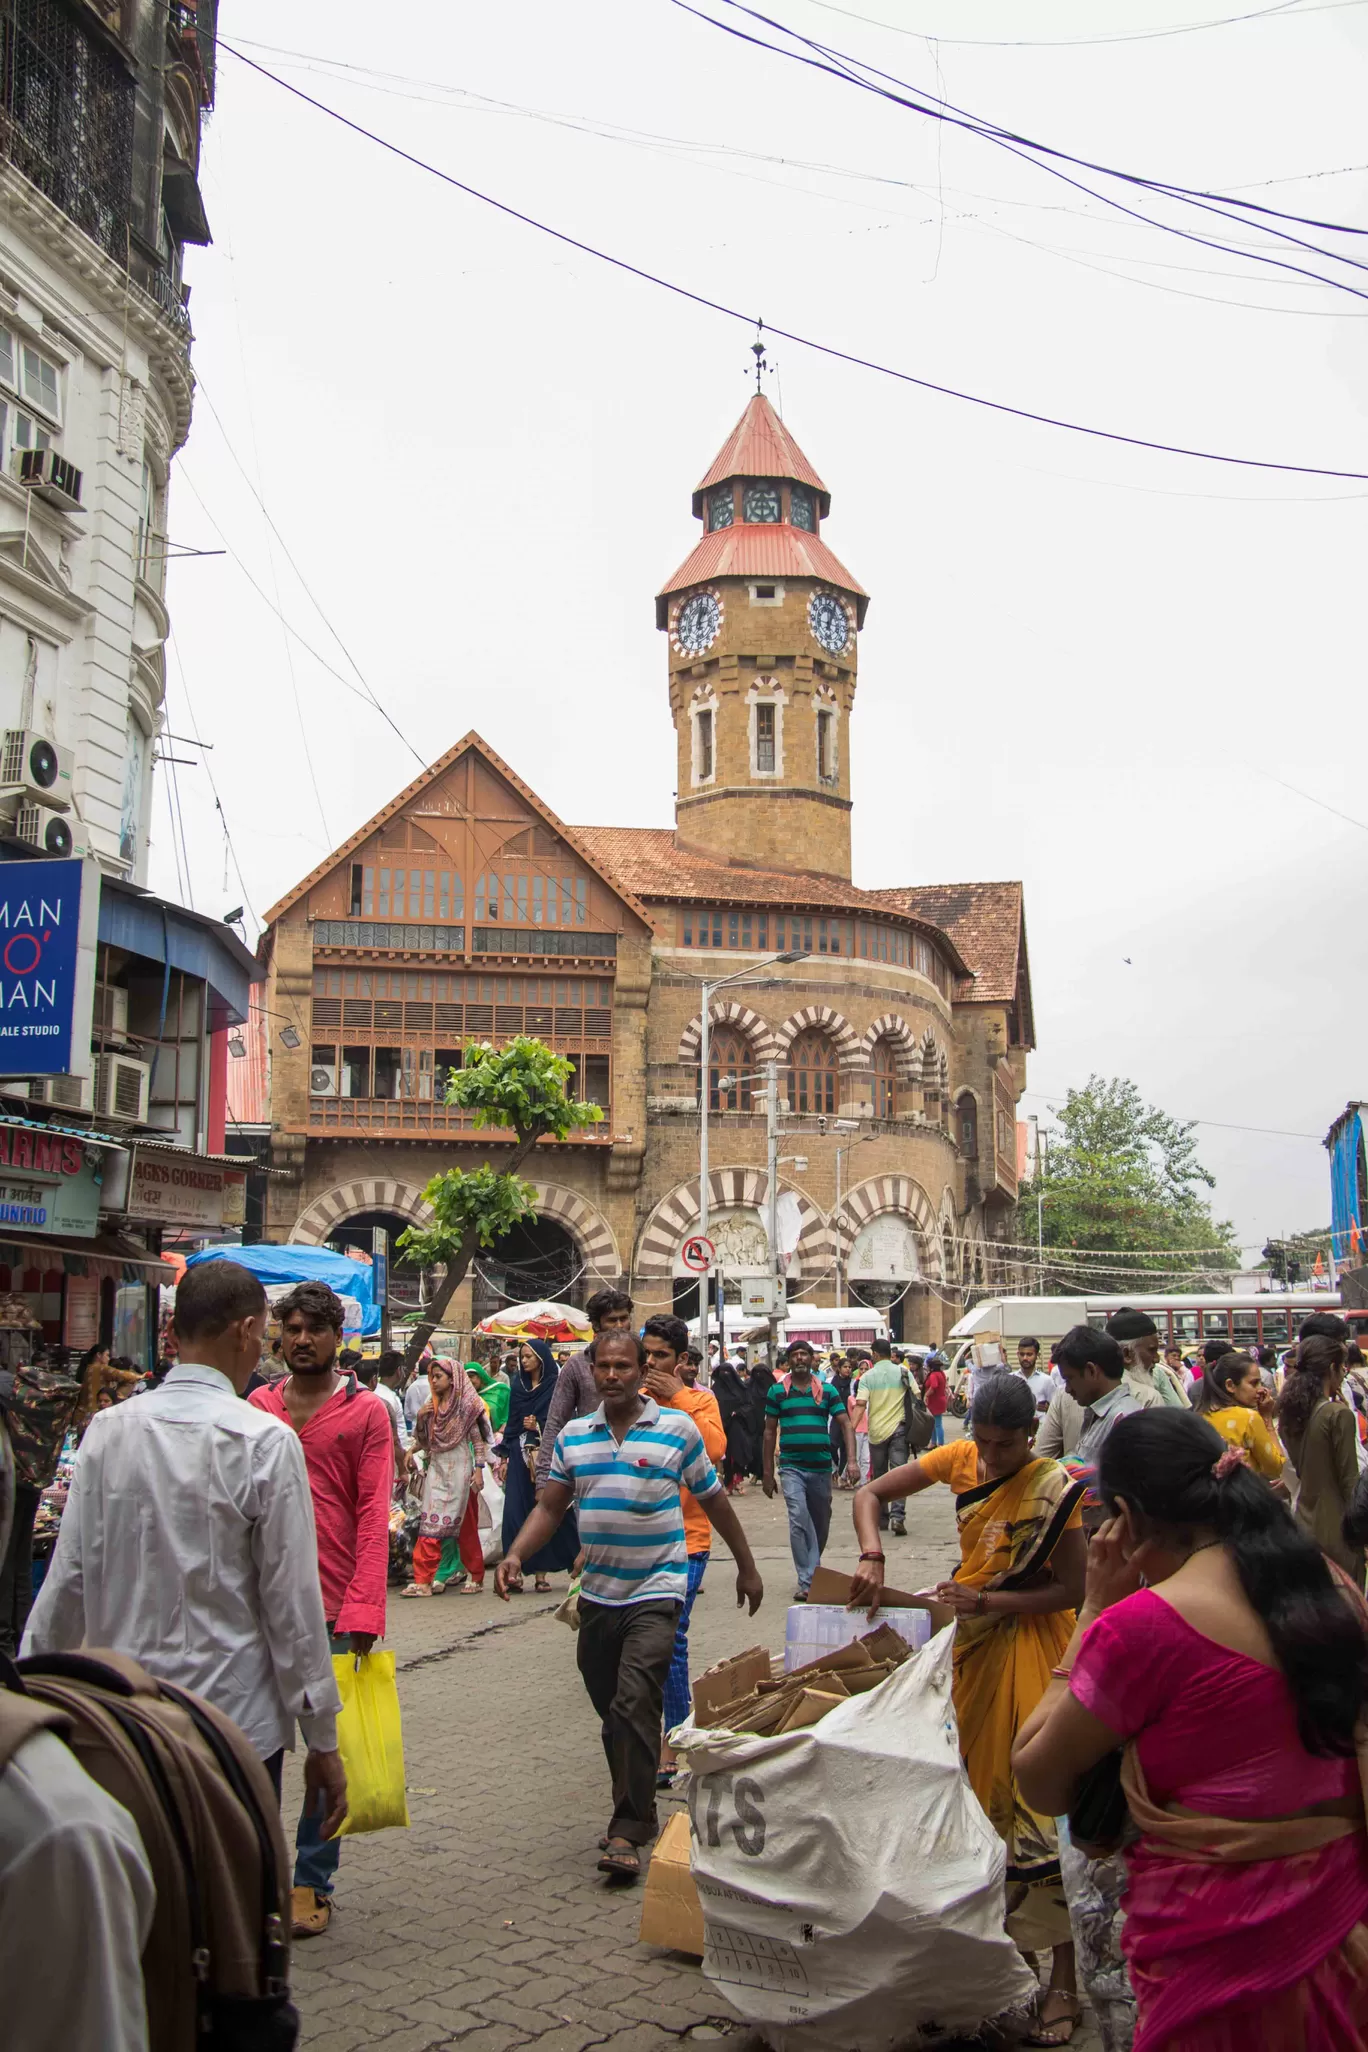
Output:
[681, 1234, 715, 1273]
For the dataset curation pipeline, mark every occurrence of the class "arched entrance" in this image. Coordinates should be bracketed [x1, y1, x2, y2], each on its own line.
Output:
[472, 1215, 584, 1326]
[328, 1207, 429, 1322]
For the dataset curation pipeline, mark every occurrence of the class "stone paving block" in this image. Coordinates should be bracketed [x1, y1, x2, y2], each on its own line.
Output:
[394, 2001, 485, 2035]
[434, 2026, 526, 2052]
[471, 1996, 579, 2036]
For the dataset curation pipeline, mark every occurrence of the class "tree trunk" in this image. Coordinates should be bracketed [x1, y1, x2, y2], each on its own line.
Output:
[401, 1129, 542, 1370]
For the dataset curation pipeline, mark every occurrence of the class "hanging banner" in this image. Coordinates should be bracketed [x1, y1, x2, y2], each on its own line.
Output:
[63, 1271, 100, 1348]
[0, 857, 99, 1077]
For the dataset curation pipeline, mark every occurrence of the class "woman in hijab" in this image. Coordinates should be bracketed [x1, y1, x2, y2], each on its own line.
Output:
[402, 1359, 492, 1597]
[711, 1355, 754, 1493]
[493, 1338, 579, 1591]
[467, 1360, 510, 1436]
[747, 1362, 775, 1480]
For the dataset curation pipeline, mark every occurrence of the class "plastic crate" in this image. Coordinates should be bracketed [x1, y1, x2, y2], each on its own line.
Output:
[783, 1603, 932, 1672]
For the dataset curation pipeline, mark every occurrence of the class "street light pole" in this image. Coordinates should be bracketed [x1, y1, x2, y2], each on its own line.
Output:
[1029, 1114, 1044, 1296]
[766, 1059, 780, 1369]
[834, 1134, 877, 1308]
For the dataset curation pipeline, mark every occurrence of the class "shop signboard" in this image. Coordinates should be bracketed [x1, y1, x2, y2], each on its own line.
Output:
[0, 1125, 103, 1236]
[0, 857, 99, 1077]
[126, 1148, 232, 1231]
[63, 1271, 100, 1348]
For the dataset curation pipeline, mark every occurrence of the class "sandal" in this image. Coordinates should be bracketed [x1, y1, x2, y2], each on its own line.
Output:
[400, 1582, 434, 1598]
[596, 1839, 641, 1881]
[1024, 1992, 1083, 2046]
[535, 1576, 551, 1593]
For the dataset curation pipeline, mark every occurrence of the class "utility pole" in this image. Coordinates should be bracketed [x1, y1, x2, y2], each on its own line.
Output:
[699, 994, 711, 1362]
[766, 1059, 780, 1371]
[1029, 1114, 1045, 1296]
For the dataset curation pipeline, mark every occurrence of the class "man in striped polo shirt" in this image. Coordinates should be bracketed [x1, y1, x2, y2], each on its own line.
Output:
[764, 1342, 859, 1599]
[495, 1328, 763, 1881]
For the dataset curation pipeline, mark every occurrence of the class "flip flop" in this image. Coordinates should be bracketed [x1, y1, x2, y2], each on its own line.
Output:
[597, 1841, 641, 1881]
[1024, 1993, 1084, 2046]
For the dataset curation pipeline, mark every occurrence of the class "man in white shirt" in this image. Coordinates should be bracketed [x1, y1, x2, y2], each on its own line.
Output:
[24, 1258, 347, 1834]
[1014, 1337, 1055, 1417]
[404, 1360, 431, 1427]
[0, 1717, 155, 2051]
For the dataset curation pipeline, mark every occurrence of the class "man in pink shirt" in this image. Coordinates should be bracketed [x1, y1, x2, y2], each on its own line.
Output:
[249, 1279, 392, 1938]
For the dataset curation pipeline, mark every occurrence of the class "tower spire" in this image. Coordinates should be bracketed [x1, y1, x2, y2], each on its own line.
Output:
[750, 319, 766, 395]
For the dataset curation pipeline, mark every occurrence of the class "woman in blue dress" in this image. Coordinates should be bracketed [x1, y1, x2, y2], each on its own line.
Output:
[493, 1339, 579, 1591]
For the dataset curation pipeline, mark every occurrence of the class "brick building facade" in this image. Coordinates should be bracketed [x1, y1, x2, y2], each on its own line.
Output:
[258, 396, 1032, 1341]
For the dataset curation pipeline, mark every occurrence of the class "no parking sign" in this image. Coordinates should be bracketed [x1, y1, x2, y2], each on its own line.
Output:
[681, 1234, 715, 1273]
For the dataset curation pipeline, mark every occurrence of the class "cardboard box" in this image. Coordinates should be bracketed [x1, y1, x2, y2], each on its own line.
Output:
[692, 1645, 772, 1728]
[807, 1565, 955, 1637]
[638, 1810, 704, 1956]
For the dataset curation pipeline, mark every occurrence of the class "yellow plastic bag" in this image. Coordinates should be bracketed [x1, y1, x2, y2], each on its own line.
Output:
[332, 1649, 410, 1836]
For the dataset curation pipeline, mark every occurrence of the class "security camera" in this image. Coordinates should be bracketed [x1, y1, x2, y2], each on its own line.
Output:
[816, 1115, 828, 1135]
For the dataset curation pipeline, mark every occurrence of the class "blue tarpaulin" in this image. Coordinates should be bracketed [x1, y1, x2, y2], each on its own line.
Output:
[184, 1242, 381, 1334]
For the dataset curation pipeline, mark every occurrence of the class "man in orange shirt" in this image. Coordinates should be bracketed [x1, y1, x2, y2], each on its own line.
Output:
[642, 1313, 727, 1786]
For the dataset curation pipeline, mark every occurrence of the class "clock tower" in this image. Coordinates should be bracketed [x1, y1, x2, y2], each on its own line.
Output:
[656, 393, 867, 881]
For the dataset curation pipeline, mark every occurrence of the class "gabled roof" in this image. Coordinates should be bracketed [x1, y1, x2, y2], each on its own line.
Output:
[865, 881, 1033, 1035]
[655, 524, 868, 627]
[572, 824, 973, 978]
[692, 395, 831, 518]
[261, 732, 655, 933]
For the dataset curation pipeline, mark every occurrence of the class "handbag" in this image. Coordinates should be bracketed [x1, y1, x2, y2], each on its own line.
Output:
[1067, 1748, 1128, 1857]
[903, 1377, 934, 1455]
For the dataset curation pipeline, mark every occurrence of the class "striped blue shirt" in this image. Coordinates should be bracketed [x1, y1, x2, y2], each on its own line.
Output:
[548, 1396, 722, 1606]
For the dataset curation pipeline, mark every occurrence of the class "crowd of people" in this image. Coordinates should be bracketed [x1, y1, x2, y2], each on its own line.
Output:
[9, 1269, 1368, 2052]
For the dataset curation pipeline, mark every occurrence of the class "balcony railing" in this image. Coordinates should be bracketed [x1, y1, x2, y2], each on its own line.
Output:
[304, 1096, 611, 1138]
[0, 0, 136, 266]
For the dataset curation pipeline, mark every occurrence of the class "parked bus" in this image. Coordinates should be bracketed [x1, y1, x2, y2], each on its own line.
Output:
[947, 1291, 1342, 1385]
[690, 1307, 890, 1362]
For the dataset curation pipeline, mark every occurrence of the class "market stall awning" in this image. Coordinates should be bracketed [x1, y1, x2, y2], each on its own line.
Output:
[0, 1230, 177, 1284]
[475, 1299, 592, 1343]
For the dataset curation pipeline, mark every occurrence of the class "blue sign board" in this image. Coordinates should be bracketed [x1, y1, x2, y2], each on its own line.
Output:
[0, 858, 97, 1077]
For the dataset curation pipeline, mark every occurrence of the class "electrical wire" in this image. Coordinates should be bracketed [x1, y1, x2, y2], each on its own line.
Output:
[218, 42, 1368, 483]
[166, 634, 261, 935]
[798, 0, 1365, 50]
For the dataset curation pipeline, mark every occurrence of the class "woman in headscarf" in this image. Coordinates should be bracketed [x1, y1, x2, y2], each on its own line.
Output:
[711, 1355, 754, 1493]
[493, 1338, 579, 1591]
[747, 1362, 775, 1480]
[467, 1359, 510, 1436]
[402, 1359, 492, 1597]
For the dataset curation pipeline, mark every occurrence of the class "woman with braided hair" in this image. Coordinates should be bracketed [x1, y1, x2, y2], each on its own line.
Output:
[1276, 1332, 1362, 1582]
[1015, 1407, 1368, 2051]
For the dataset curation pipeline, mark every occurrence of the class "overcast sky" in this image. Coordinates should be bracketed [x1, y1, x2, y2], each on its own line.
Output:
[158, 0, 1368, 1257]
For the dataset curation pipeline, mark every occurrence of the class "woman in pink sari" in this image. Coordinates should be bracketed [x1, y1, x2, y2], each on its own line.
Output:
[1014, 1407, 1368, 2052]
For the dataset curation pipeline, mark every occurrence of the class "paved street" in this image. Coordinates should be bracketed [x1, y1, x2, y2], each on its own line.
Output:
[285, 1457, 1100, 2052]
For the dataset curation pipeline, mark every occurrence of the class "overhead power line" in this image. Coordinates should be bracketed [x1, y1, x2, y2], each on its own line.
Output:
[799, 0, 1365, 50]
[220, 43, 1368, 483]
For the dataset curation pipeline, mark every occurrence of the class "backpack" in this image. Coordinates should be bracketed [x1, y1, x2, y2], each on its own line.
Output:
[0, 1648, 298, 2052]
[902, 1373, 935, 1455]
[0, 1357, 79, 1487]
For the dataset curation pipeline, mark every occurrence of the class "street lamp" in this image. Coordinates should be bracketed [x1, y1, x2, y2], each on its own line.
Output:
[694, 950, 808, 1360]
[1028, 1114, 1044, 1297]
[833, 1132, 879, 1308]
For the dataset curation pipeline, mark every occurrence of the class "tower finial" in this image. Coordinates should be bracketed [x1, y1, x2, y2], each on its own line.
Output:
[750, 319, 766, 394]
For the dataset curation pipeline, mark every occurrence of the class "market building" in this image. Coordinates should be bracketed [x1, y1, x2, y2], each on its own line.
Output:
[260, 395, 1033, 1342]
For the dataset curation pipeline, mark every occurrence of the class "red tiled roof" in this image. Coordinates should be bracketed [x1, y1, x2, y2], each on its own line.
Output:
[693, 395, 830, 517]
[571, 825, 973, 978]
[866, 881, 1031, 1024]
[655, 524, 868, 628]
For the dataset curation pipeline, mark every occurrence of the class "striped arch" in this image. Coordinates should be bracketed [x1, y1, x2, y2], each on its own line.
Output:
[857, 1012, 921, 1078]
[918, 1027, 941, 1082]
[634, 1167, 832, 1282]
[527, 1183, 622, 1284]
[773, 1004, 861, 1068]
[833, 1172, 944, 1281]
[291, 1177, 435, 1247]
[678, 1001, 780, 1067]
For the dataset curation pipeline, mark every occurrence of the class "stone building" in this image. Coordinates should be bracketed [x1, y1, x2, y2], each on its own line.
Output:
[260, 395, 1033, 1341]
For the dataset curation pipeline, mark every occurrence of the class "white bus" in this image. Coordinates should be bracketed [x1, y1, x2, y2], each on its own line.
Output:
[691, 1307, 890, 1360]
[947, 1290, 1341, 1383]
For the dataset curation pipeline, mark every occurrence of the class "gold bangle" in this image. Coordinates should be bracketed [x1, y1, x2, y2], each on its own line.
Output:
[1050, 1663, 1073, 1680]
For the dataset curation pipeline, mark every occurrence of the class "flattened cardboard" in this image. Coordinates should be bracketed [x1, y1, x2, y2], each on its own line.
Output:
[692, 1645, 772, 1727]
[776, 1686, 847, 1733]
[638, 1810, 704, 1956]
[768, 1637, 875, 1689]
[807, 1565, 955, 1636]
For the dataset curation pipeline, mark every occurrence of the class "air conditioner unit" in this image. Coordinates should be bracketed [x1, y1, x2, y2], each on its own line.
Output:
[26, 1072, 93, 1112]
[92, 985, 129, 1038]
[14, 446, 83, 511]
[94, 1052, 150, 1124]
[1, 728, 72, 809]
[14, 801, 73, 856]
[310, 1063, 338, 1097]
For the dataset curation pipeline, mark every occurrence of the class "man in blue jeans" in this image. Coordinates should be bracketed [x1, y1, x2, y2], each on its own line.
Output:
[763, 1343, 859, 1599]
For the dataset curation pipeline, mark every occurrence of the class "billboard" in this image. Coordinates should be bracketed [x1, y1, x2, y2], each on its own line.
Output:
[0, 857, 98, 1077]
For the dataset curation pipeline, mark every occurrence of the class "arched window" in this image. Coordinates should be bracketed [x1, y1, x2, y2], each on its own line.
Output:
[869, 1038, 898, 1120]
[707, 1027, 752, 1113]
[789, 1028, 839, 1116]
[957, 1092, 978, 1155]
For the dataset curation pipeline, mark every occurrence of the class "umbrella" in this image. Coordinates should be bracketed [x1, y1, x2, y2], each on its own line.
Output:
[475, 1299, 592, 1343]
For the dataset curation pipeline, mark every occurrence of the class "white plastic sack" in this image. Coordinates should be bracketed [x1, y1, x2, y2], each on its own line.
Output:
[674, 1625, 1036, 2052]
[478, 1467, 504, 1566]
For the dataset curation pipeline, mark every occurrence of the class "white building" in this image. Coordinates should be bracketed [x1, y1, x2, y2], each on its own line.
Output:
[0, 0, 212, 880]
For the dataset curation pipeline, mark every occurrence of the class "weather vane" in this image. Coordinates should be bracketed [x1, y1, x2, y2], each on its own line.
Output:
[749, 320, 770, 393]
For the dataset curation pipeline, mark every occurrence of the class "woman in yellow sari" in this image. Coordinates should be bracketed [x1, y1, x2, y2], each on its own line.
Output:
[852, 1371, 1088, 2046]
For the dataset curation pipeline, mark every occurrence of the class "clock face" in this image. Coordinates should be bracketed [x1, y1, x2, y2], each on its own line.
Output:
[789, 486, 815, 532]
[675, 590, 722, 656]
[809, 590, 850, 656]
[708, 485, 734, 531]
[743, 482, 781, 524]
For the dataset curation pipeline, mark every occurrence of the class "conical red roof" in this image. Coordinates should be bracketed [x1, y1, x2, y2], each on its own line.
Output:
[692, 394, 831, 518]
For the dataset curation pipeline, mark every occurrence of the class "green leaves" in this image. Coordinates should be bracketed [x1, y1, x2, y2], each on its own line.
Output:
[449, 1037, 605, 1143]
[1022, 1074, 1240, 1292]
[397, 1165, 539, 1263]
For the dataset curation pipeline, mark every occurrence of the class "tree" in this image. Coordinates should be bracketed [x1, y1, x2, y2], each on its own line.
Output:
[396, 1038, 603, 1366]
[1019, 1075, 1239, 1295]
